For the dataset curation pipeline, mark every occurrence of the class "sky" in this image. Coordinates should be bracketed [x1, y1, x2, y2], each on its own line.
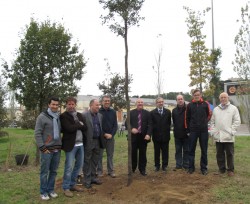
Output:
[0, 0, 247, 96]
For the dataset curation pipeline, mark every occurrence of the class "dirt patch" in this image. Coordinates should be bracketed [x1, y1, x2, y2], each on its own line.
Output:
[56, 167, 219, 204]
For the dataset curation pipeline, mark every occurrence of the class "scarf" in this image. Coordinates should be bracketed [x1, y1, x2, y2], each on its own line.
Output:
[47, 108, 61, 140]
[69, 111, 79, 123]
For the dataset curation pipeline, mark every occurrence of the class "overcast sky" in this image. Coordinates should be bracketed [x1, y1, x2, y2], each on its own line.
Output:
[0, 0, 247, 96]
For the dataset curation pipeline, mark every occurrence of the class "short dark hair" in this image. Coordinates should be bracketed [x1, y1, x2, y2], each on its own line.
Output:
[48, 96, 59, 104]
[66, 97, 77, 104]
[101, 95, 111, 101]
[192, 89, 201, 95]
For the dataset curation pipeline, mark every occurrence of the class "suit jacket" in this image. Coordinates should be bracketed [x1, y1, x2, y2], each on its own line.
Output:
[82, 111, 105, 149]
[151, 108, 171, 142]
[129, 109, 152, 142]
[60, 111, 87, 152]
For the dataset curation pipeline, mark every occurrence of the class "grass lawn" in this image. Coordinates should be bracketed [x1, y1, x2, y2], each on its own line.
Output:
[0, 128, 250, 204]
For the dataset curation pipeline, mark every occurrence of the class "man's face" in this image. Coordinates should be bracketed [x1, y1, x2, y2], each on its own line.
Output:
[220, 93, 229, 105]
[66, 100, 76, 112]
[102, 97, 111, 109]
[90, 100, 100, 113]
[156, 98, 164, 109]
[48, 100, 59, 113]
[176, 95, 184, 106]
[193, 91, 202, 102]
[136, 99, 144, 110]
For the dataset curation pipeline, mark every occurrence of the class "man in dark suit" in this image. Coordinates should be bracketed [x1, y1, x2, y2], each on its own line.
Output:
[60, 97, 87, 197]
[128, 98, 152, 176]
[151, 97, 171, 172]
[82, 99, 105, 189]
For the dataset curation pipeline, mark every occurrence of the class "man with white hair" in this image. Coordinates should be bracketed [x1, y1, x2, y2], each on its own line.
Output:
[210, 92, 241, 177]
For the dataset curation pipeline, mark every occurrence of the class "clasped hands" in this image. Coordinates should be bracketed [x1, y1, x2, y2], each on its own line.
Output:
[131, 128, 150, 141]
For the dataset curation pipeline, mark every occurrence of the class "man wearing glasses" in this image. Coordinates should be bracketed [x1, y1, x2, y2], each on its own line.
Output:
[185, 89, 212, 175]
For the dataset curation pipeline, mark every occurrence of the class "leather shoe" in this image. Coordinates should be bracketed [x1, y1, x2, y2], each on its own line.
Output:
[108, 173, 116, 178]
[91, 179, 102, 185]
[140, 171, 147, 176]
[84, 183, 92, 189]
[201, 170, 208, 175]
[70, 185, 84, 192]
[187, 169, 194, 174]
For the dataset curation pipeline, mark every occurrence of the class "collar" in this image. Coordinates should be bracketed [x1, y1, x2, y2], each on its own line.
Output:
[192, 98, 204, 103]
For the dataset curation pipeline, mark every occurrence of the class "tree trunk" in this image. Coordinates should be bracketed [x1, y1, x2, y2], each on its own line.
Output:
[124, 21, 132, 186]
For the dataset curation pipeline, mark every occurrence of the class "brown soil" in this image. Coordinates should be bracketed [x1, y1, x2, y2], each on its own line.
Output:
[56, 167, 219, 204]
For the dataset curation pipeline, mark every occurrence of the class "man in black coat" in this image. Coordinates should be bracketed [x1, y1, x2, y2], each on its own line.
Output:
[151, 97, 171, 172]
[60, 97, 87, 197]
[172, 95, 189, 171]
[128, 98, 152, 176]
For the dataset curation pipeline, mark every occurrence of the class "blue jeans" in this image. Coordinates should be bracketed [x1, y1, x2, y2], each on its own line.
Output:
[174, 137, 189, 169]
[188, 131, 208, 171]
[40, 151, 61, 195]
[63, 145, 84, 190]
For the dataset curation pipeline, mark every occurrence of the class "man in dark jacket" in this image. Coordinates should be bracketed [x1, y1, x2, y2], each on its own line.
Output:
[151, 97, 171, 172]
[60, 97, 87, 197]
[97, 95, 118, 178]
[172, 95, 189, 171]
[185, 89, 212, 175]
[128, 98, 152, 176]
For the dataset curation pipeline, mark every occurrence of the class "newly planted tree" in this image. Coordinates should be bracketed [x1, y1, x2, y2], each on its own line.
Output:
[99, 0, 145, 185]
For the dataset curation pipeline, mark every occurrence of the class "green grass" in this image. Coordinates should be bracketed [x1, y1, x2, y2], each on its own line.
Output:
[0, 128, 250, 203]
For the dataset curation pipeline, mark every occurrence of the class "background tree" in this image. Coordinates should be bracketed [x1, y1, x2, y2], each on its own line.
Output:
[184, 6, 213, 93]
[233, 3, 250, 129]
[97, 59, 133, 110]
[4, 19, 86, 164]
[5, 19, 86, 114]
[0, 74, 7, 130]
[205, 48, 222, 104]
[99, 0, 145, 185]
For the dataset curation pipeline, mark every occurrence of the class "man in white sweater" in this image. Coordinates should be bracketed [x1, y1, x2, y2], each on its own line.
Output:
[210, 92, 241, 177]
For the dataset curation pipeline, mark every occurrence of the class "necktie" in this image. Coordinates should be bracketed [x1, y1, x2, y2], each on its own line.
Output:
[138, 111, 142, 133]
[159, 109, 162, 115]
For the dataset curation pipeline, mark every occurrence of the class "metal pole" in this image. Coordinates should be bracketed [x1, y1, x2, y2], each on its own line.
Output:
[211, 0, 216, 107]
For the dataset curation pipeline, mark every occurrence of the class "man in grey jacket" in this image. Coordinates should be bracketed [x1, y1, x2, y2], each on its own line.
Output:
[35, 97, 62, 201]
[211, 92, 241, 177]
[82, 99, 105, 189]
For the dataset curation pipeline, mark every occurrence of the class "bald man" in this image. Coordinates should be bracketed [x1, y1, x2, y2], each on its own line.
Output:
[128, 98, 152, 176]
[211, 92, 241, 177]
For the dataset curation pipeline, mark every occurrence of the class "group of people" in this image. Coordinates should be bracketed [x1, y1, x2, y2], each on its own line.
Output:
[34, 89, 241, 201]
[35, 95, 117, 200]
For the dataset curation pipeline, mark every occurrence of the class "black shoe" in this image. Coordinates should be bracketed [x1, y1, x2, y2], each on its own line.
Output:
[162, 167, 167, 172]
[132, 169, 136, 173]
[140, 171, 147, 176]
[84, 183, 92, 189]
[187, 169, 194, 174]
[155, 167, 160, 172]
[201, 170, 208, 175]
[91, 179, 102, 185]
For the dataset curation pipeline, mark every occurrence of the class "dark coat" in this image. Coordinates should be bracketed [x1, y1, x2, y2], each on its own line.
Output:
[185, 99, 212, 132]
[172, 104, 188, 139]
[60, 111, 87, 152]
[99, 106, 118, 137]
[150, 108, 171, 142]
[129, 109, 152, 142]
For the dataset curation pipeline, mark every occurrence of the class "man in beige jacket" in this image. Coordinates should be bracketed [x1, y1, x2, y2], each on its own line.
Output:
[210, 92, 241, 176]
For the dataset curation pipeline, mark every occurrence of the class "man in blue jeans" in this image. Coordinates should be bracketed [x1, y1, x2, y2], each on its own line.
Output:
[185, 89, 212, 175]
[60, 97, 87, 197]
[35, 97, 62, 200]
[172, 95, 189, 171]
